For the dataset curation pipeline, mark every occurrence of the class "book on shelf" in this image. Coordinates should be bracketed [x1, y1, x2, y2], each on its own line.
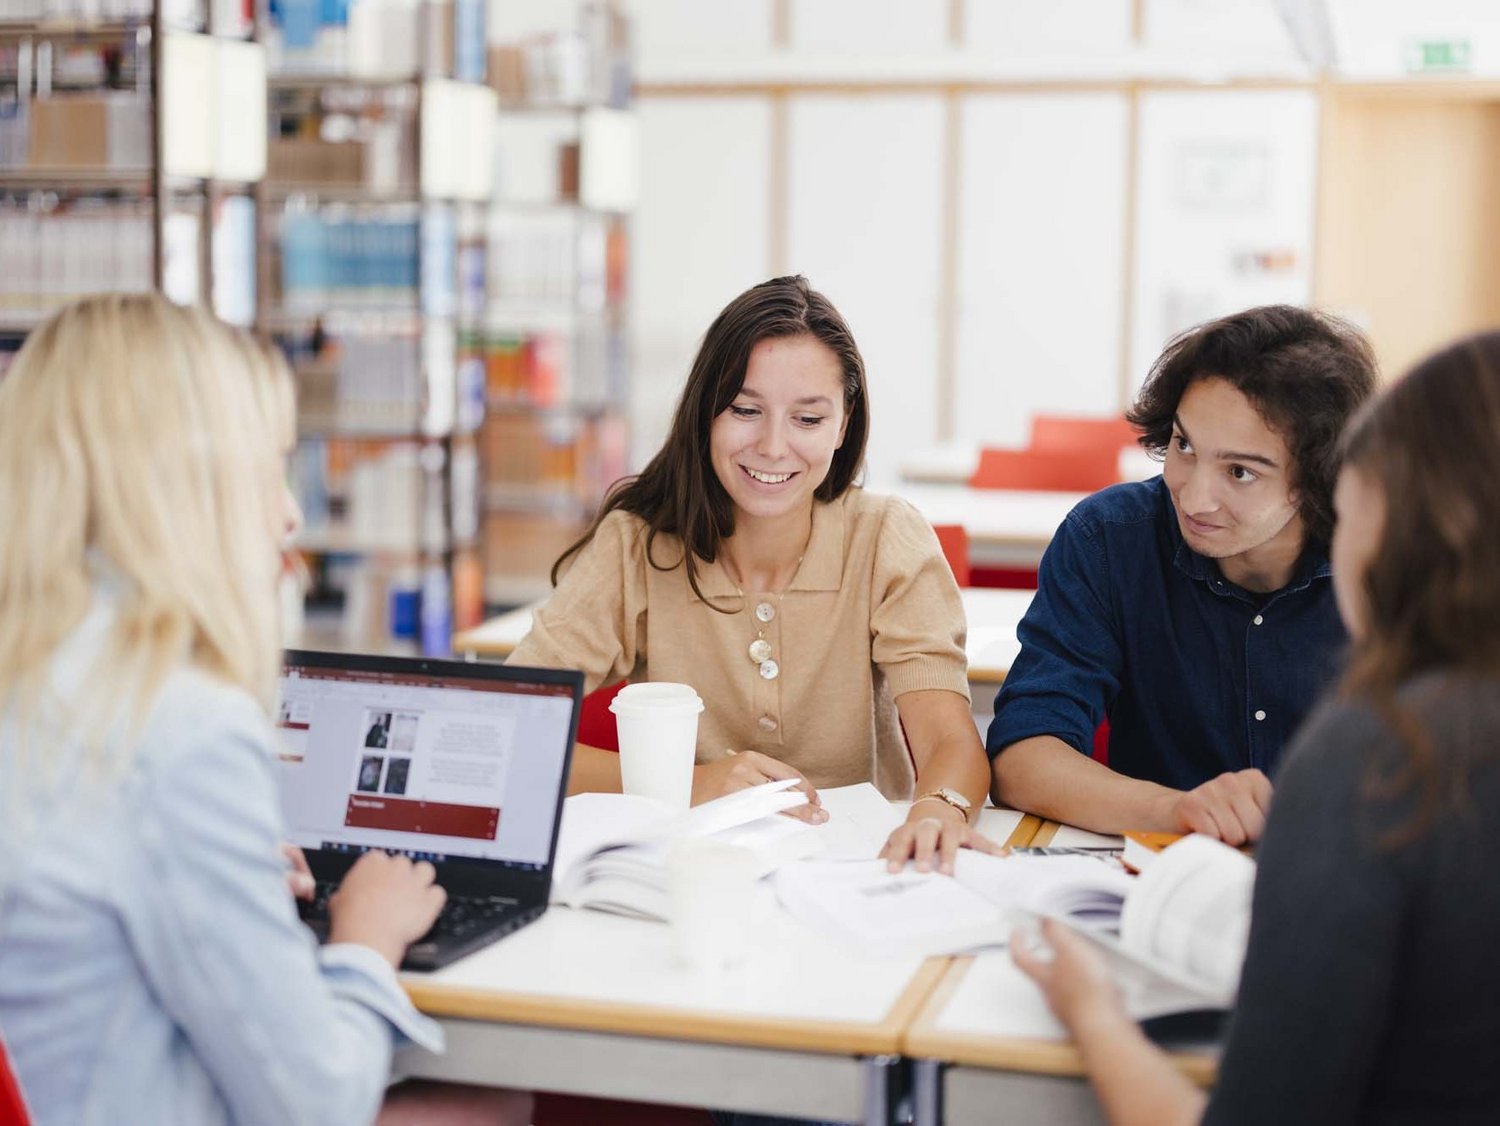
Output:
[774, 832, 1256, 1018]
[550, 777, 817, 921]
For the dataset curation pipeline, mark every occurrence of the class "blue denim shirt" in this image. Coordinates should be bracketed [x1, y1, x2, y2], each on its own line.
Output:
[0, 591, 441, 1125]
[987, 477, 1347, 790]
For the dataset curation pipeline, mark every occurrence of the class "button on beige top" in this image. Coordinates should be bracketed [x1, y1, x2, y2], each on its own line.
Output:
[508, 488, 971, 799]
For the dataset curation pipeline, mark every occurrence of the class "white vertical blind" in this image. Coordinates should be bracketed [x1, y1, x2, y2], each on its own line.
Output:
[630, 99, 773, 467]
[787, 94, 945, 486]
[954, 93, 1130, 448]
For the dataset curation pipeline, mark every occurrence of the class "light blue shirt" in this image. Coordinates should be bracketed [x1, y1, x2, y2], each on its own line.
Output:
[0, 595, 441, 1125]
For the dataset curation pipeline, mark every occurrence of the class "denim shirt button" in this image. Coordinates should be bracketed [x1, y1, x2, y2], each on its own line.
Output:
[1254, 709, 1267, 721]
[1253, 614, 1264, 625]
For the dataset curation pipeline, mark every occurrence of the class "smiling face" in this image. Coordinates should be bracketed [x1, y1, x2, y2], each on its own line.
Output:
[1162, 376, 1305, 592]
[709, 334, 849, 528]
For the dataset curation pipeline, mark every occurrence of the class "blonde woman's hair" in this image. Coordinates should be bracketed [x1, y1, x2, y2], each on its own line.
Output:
[0, 294, 293, 794]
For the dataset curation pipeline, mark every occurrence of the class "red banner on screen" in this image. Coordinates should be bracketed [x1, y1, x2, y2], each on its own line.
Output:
[344, 795, 500, 840]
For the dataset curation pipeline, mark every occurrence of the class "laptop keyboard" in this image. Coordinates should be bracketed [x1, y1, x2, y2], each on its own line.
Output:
[299, 881, 523, 945]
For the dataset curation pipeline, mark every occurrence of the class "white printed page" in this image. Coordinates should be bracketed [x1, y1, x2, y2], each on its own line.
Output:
[774, 859, 1008, 958]
[1119, 834, 1256, 1002]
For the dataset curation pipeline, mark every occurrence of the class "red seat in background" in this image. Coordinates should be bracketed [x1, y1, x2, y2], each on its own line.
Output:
[576, 679, 625, 752]
[1027, 414, 1137, 455]
[968, 445, 1121, 494]
[0, 1036, 30, 1126]
[931, 523, 971, 588]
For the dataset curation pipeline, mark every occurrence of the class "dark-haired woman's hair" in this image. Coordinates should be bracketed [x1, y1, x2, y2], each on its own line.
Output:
[1339, 331, 1500, 841]
[1126, 305, 1378, 545]
[552, 275, 869, 605]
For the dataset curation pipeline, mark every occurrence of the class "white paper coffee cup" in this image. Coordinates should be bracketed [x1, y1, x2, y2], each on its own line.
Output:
[609, 681, 704, 810]
[668, 840, 757, 971]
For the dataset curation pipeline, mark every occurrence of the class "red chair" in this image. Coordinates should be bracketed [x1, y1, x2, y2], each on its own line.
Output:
[0, 1036, 30, 1126]
[576, 681, 624, 751]
[931, 523, 971, 587]
[968, 445, 1121, 494]
[1028, 414, 1137, 454]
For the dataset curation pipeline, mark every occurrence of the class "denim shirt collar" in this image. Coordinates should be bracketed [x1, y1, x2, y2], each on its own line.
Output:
[1165, 499, 1331, 604]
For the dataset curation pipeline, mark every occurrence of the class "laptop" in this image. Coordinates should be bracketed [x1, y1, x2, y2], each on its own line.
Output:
[273, 650, 582, 971]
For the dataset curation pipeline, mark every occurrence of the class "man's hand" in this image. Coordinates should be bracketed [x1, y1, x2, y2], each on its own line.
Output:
[1162, 768, 1272, 845]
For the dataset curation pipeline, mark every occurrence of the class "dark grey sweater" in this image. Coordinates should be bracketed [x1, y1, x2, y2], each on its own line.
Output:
[1204, 673, 1500, 1125]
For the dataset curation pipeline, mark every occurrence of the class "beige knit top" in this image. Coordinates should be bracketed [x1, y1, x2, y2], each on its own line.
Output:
[508, 487, 970, 799]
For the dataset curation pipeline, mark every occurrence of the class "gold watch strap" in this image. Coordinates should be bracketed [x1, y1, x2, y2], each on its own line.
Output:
[915, 789, 969, 815]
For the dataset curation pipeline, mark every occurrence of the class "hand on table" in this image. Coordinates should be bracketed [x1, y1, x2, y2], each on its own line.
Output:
[328, 851, 447, 968]
[1012, 916, 1129, 1036]
[691, 749, 827, 824]
[880, 800, 1004, 875]
[1163, 768, 1272, 846]
[280, 843, 315, 901]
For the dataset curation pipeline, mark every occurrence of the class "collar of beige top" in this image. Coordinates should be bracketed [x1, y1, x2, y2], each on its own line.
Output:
[698, 493, 847, 600]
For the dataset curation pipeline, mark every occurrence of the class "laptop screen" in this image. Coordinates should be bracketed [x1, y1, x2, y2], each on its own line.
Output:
[273, 653, 579, 872]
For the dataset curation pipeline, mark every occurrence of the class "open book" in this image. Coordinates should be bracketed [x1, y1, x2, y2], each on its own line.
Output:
[550, 778, 818, 920]
[1014, 834, 1257, 1018]
[775, 834, 1256, 1018]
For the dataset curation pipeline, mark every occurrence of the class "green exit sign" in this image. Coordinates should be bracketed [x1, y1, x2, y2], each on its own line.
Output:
[1404, 38, 1472, 73]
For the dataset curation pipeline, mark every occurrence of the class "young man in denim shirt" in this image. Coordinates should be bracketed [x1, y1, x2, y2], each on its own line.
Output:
[988, 306, 1377, 844]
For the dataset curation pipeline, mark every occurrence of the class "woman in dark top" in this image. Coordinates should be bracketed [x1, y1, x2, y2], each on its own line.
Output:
[1013, 329, 1500, 1125]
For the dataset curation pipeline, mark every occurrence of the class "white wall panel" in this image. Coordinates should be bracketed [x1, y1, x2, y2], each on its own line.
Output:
[954, 94, 1129, 448]
[630, 98, 772, 468]
[1130, 90, 1318, 391]
[622, 0, 775, 81]
[791, 0, 948, 54]
[963, 0, 1132, 57]
[787, 94, 945, 486]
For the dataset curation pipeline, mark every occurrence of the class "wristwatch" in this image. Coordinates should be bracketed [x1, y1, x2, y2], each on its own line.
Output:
[915, 787, 972, 816]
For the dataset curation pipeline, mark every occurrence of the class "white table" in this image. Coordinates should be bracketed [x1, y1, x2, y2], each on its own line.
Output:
[397, 905, 935, 1123]
[904, 954, 1217, 1125]
[892, 484, 1082, 569]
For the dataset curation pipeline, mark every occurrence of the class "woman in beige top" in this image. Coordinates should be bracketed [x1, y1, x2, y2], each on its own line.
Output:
[510, 275, 991, 869]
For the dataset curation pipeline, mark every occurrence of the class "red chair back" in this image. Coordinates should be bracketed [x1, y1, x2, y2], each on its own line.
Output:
[0, 1036, 30, 1126]
[577, 682, 624, 752]
[969, 446, 1121, 493]
[931, 523, 971, 587]
[1028, 414, 1137, 454]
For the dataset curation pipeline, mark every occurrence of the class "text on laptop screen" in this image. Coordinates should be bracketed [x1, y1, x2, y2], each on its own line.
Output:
[274, 662, 573, 868]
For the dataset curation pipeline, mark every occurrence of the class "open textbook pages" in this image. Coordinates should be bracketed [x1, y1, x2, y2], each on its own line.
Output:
[774, 833, 1257, 1018]
[551, 781, 915, 921]
[1014, 833, 1257, 1019]
[774, 850, 1131, 959]
[551, 778, 817, 919]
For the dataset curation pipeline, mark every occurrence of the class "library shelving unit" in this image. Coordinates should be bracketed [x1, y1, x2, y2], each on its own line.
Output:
[259, 0, 496, 656]
[479, 4, 637, 611]
[0, 0, 266, 378]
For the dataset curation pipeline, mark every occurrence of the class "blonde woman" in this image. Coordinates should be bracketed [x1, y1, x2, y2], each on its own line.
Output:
[0, 296, 526, 1124]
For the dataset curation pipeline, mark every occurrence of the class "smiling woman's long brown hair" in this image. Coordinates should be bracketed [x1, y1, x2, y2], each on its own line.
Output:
[553, 275, 870, 606]
[1338, 330, 1500, 839]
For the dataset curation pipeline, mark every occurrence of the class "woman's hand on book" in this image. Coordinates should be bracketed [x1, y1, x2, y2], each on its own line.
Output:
[1012, 916, 1128, 1034]
[881, 804, 1004, 876]
[692, 750, 828, 824]
[1162, 768, 1272, 845]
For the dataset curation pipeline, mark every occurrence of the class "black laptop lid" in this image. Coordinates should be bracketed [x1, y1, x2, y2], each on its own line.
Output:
[274, 650, 582, 902]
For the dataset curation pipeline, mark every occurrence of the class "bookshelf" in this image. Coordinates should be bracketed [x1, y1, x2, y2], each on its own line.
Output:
[479, 7, 637, 610]
[260, 0, 497, 656]
[0, 1, 265, 362]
